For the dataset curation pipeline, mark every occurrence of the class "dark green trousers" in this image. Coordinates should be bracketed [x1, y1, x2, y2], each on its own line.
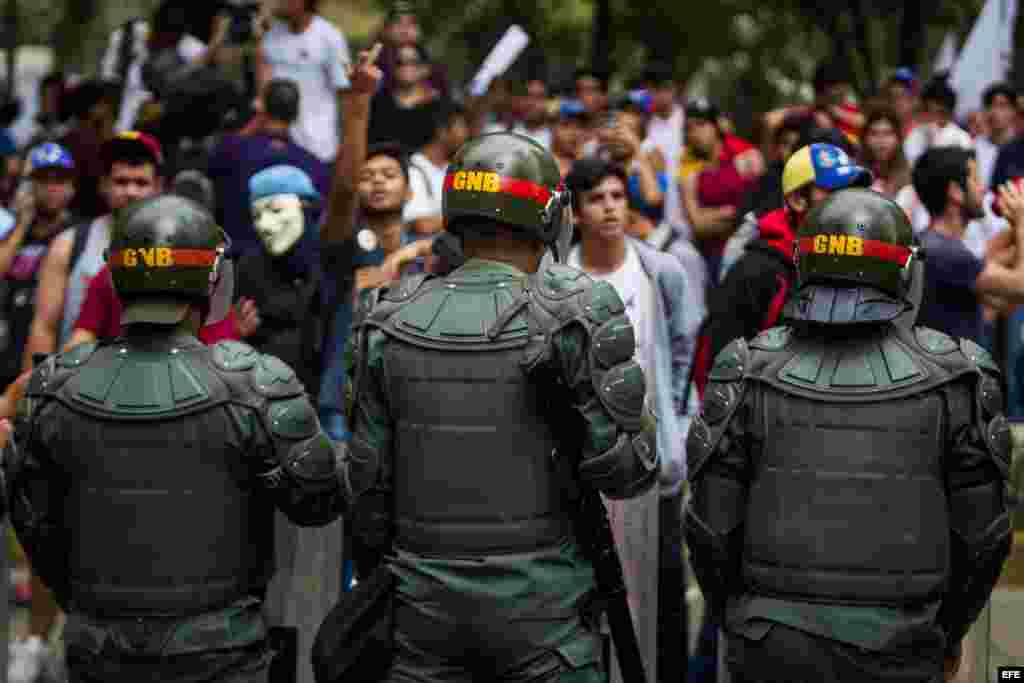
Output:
[66, 643, 272, 683]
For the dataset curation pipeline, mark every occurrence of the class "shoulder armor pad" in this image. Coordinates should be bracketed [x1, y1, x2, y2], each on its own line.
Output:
[380, 272, 431, 303]
[528, 265, 624, 332]
[65, 347, 219, 418]
[749, 326, 792, 352]
[250, 354, 303, 399]
[369, 273, 532, 349]
[709, 338, 750, 382]
[211, 340, 259, 372]
[364, 276, 435, 333]
[56, 342, 98, 368]
[536, 263, 590, 301]
[914, 327, 958, 356]
[268, 396, 320, 440]
[960, 338, 1000, 375]
[584, 280, 627, 326]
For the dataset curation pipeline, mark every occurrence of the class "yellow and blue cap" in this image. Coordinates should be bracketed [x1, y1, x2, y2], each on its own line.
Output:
[782, 143, 872, 197]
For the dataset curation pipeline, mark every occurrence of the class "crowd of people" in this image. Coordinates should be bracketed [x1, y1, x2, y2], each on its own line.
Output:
[0, 0, 1017, 681]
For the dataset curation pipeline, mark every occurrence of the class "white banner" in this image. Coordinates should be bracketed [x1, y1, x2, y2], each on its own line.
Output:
[949, 0, 1018, 121]
[933, 32, 958, 75]
[467, 25, 530, 97]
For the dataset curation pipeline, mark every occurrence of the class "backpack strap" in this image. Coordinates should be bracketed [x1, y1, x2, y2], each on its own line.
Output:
[67, 219, 92, 275]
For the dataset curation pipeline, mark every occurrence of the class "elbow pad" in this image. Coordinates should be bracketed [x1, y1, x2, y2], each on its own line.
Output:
[283, 433, 340, 494]
[579, 413, 657, 499]
[338, 432, 381, 500]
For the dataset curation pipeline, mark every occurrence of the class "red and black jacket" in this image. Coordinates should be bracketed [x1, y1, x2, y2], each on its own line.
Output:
[688, 208, 797, 400]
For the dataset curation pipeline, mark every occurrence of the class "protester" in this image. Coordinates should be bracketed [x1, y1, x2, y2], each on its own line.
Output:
[257, 0, 352, 162]
[912, 146, 1024, 345]
[207, 78, 328, 254]
[862, 107, 912, 199]
[403, 100, 469, 237]
[977, 82, 1019, 189]
[367, 43, 446, 153]
[565, 157, 700, 683]
[680, 98, 762, 279]
[550, 101, 587, 178]
[233, 165, 325, 397]
[25, 131, 164, 367]
[883, 67, 920, 136]
[903, 75, 972, 167]
[0, 143, 78, 387]
[318, 45, 419, 441]
[59, 80, 119, 220]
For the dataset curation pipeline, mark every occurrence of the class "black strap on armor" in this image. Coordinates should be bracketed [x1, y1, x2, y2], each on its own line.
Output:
[544, 369, 646, 683]
[551, 443, 646, 683]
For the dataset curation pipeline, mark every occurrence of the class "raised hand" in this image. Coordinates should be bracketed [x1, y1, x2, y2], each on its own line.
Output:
[347, 43, 383, 96]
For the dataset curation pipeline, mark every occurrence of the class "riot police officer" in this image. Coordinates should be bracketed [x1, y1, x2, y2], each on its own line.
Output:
[685, 188, 1013, 682]
[3, 195, 343, 682]
[340, 131, 658, 682]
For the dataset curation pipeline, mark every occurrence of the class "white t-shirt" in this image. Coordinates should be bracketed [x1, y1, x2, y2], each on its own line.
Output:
[645, 105, 686, 229]
[261, 16, 351, 162]
[974, 136, 1001, 190]
[402, 152, 447, 223]
[903, 121, 974, 167]
[568, 243, 656, 379]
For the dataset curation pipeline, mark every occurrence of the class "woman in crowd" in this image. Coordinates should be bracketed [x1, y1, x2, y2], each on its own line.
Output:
[862, 107, 912, 200]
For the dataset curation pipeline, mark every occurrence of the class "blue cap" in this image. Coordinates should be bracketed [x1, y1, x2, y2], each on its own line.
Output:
[782, 143, 873, 196]
[891, 67, 917, 89]
[249, 165, 321, 203]
[558, 99, 587, 119]
[27, 142, 74, 174]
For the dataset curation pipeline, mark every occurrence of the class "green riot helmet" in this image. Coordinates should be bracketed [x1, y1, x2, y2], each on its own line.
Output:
[442, 132, 574, 260]
[108, 194, 226, 326]
[784, 188, 921, 325]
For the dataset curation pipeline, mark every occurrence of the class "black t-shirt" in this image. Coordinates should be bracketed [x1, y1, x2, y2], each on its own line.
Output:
[367, 92, 447, 153]
[990, 135, 1024, 190]
[916, 229, 984, 344]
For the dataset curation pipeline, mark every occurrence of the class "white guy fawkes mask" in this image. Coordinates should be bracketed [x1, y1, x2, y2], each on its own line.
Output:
[252, 194, 305, 256]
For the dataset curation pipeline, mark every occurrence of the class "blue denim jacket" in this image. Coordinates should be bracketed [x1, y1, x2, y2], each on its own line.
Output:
[631, 238, 705, 497]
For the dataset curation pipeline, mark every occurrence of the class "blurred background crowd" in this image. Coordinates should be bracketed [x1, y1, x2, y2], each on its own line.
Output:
[0, 0, 1019, 681]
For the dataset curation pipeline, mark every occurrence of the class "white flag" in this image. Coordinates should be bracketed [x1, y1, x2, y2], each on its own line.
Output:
[949, 0, 1018, 122]
[933, 32, 958, 74]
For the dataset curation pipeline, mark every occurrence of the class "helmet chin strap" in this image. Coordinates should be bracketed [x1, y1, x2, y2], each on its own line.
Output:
[546, 191, 575, 263]
[894, 258, 924, 330]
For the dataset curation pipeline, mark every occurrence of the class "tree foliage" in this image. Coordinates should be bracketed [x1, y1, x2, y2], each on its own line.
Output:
[380, 0, 989, 134]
